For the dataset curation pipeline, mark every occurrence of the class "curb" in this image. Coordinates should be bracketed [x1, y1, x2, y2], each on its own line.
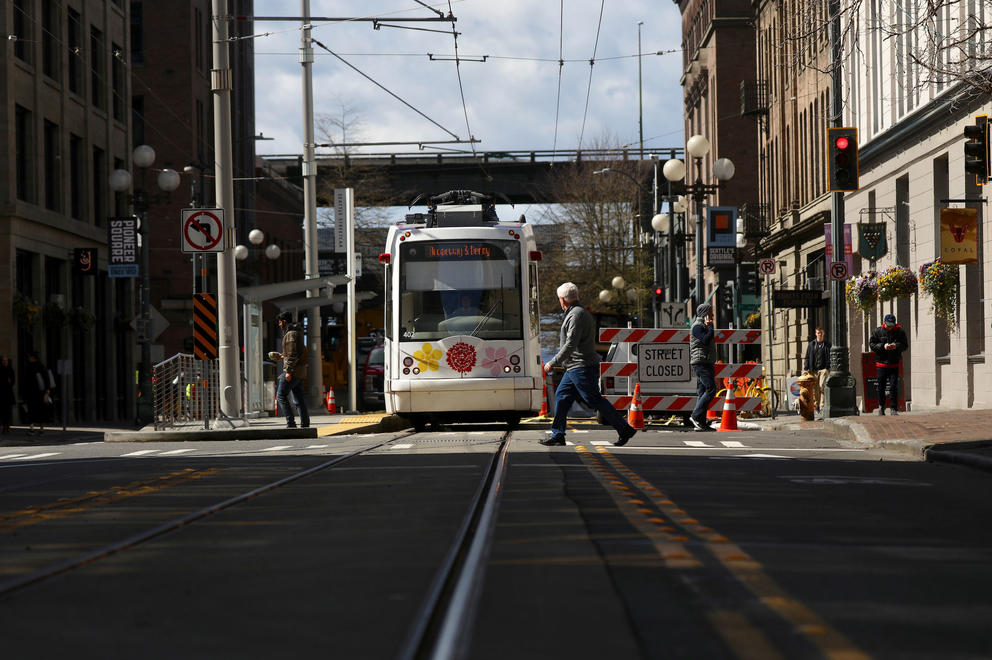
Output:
[105, 427, 319, 442]
[924, 439, 992, 473]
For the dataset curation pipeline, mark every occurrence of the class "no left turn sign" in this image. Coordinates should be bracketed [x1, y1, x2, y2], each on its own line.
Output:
[181, 209, 225, 253]
[759, 258, 776, 275]
[829, 261, 849, 280]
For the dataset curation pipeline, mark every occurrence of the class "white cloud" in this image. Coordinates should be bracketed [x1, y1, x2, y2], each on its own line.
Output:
[252, 0, 685, 156]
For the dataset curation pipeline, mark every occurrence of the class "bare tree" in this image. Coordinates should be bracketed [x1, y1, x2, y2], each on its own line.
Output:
[780, 0, 991, 100]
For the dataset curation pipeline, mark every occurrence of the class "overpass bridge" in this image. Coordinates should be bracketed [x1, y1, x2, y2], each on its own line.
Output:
[261, 147, 685, 208]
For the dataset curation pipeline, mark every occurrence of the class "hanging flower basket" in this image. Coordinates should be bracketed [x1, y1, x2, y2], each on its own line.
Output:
[68, 306, 94, 331]
[13, 292, 42, 326]
[43, 302, 68, 328]
[876, 265, 918, 302]
[919, 258, 959, 329]
[845, 271, 878, 314]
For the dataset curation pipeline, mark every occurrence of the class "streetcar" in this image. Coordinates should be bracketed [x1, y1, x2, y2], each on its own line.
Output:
[378, 190, 543, 429]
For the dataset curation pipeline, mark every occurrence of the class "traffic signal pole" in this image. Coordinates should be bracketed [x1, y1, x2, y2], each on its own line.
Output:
[823, 0, 859, 418]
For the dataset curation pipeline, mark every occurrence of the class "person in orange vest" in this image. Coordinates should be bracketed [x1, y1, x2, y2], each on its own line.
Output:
[869, 313, 908, 416]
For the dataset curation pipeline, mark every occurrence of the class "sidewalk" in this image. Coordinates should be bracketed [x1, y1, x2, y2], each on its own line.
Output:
[753, 408, 992, 472]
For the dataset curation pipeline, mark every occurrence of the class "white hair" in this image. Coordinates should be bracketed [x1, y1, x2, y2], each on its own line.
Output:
[556, 282, 579, 302]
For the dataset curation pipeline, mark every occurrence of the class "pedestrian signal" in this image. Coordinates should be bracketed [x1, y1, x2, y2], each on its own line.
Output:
[722, 281, 735, 309]
[964, 115, 989, 185]
[828, 127, 859, 192]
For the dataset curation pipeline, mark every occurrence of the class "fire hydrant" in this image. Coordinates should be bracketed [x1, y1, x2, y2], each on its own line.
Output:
[795, 371, 817, 421]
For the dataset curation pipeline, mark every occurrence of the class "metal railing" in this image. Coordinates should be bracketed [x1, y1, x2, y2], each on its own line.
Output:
[152, 354, 221, 430]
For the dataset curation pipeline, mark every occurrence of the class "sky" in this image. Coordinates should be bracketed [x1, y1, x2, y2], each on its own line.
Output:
[250, 0, 686, 220]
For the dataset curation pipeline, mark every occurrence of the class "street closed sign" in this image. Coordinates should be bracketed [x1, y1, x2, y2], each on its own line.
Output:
[637, 342, 690, 382]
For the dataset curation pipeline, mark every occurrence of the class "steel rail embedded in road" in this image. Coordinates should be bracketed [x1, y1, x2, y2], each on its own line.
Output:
[396, 431, 511, 660]
[0, 435, 404, 597]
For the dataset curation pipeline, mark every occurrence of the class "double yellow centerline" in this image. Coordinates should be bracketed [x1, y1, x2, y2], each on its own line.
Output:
[0, 468, 221, 532]
[577, 445, 868, 660]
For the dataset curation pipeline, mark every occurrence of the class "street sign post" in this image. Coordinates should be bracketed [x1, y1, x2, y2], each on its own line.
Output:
[181, 209, 225, 253]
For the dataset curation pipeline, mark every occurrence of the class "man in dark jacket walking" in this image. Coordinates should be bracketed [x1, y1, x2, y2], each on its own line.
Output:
[273, 311, 310, 428]
[689, 303, 717, 431]
[803, 327, 832, 413]
[541, 282, 637, 447]
[869, 313, 908, 415]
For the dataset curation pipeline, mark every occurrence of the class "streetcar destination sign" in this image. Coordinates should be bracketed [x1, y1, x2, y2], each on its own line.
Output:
[637, 342, 691, 382]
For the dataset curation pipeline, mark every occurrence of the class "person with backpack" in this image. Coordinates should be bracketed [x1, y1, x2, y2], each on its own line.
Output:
[273, 311, 310, 428]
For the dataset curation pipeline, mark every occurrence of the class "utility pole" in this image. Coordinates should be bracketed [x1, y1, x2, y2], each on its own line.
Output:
[823, 0, 859, 417]
[211, 1, 241, 418]
[300, 0, 323, 410]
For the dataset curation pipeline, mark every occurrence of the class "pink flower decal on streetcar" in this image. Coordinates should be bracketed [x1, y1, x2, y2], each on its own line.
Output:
[445, 342, 477, 374]
[482, 346, 511, 376]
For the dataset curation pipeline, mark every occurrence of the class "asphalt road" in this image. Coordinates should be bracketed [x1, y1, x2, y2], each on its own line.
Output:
[0, 426, 989, 659]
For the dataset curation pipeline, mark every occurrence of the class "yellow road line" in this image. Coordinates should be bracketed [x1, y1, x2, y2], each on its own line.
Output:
[0, 468, 221, 532]
[596, 446, 870, 660]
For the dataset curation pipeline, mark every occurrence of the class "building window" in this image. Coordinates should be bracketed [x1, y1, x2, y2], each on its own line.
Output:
[44, 120, 62, 212]
[112, 43, 126, 121]
[16, 105, 35, 203]
[70, 134, 85, 220]
[130, 2, 144, 64]
[132, 95, 145, 146]
[67, 8, 83, 95]
[42, 0, 61, 81]
[13, 0, 33, 64]
[91, 26, 106, 110]
[195, 7, 204, 71]
[93, 147, 107, 227]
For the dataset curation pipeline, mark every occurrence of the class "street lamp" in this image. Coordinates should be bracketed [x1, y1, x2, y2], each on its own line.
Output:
[234, 229, 283, 262]
[662, 135, 735, 309]
[110, 145, 181, 425]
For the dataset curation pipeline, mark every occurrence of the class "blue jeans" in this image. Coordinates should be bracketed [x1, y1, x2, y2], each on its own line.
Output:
[276, 374, 309, 427]
[551, 366, 632, 440]
[877, 366, 899, 411]
[691, 364, 717, 421]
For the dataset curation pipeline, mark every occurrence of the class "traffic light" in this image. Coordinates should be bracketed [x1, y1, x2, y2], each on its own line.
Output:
[653, 284, 664, 302]
[722, 280, 735, 309]
[964, 115, 989, 185]
[742, 269, 759, 296]
[828, 127, 859, 192]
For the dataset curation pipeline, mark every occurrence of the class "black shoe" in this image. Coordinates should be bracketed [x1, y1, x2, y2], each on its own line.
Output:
[286, 422, 297, 429]
[301, 422, 310, 428]
[539, 436, 566, 446]
[694, 422, 715, 432]
[615, 427, 636, 446]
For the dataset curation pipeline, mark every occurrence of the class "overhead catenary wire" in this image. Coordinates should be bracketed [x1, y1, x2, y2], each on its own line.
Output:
[447, 0, 476, 153]
[578, 0, 607, 151]
[310, 38, 461, 141]
[551, 0, 565, 159]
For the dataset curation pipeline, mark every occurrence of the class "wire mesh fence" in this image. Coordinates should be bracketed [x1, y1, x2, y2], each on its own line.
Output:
[152, 354, 220, 430]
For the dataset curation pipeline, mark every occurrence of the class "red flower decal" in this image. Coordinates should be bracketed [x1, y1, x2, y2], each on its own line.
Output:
[445, 342, 477, 374]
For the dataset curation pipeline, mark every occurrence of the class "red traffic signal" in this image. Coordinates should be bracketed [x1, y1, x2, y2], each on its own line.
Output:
[827, 127, 859, 192]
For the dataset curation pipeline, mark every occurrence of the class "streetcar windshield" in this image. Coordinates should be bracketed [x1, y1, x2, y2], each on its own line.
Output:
[398, 239, 523, 341]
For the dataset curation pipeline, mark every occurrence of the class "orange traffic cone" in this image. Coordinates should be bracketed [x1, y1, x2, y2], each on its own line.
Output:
[627, 383, 645, 430]
[716, 388, 739, 432]
[326, 388, 337, 414]
[538, 379, 549, 418]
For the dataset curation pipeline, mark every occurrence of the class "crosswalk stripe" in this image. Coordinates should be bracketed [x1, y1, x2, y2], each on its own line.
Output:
[391, 443, 414, 450]
[13, 452, 60, 460]
[0, 454, 28, 460]
[720, 440, 746, 448]
[160, 449, 196, 455]
[261, 445, 292, 452]
[684, 440, 710, 447]
[590, 441, 612, 445]
[305, 444, 329, 449]
[121, 450, 159, 457]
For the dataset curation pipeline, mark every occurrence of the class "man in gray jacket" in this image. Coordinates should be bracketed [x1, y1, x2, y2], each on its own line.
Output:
[688, 303, 717, 432]
[541, 282, 637, 447]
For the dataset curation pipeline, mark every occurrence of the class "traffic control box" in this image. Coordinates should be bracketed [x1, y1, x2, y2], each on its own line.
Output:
[860, 353, 906, 412]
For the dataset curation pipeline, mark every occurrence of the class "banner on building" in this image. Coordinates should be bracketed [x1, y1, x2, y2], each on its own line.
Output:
[857, 222, 888, 262]
[940, 208, 978, 265]
[107, 216, 138, 278]
[707, 206, 737, 247]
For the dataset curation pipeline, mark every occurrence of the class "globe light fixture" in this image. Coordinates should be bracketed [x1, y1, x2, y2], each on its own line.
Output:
[248, 229, 265, 245]
[686, 134, 710, 158]
[713, 157, 736, 182]
[663, 158, 686, 182]
[612, 275, 626, 289]
[157, 168, 181, 192]
[599, 289, 614, 303]
[233, 245, 249, 261]
[265, 244, 282, 260]
[651, 213, 669, 233]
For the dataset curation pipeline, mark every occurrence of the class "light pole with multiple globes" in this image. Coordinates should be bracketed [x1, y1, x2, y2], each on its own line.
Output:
[598, 275, 640, 320]
[662, 135, 735, 310]
[109, 145, 181, 425]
